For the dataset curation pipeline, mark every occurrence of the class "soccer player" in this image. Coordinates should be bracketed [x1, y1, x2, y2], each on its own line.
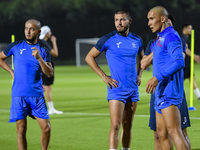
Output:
[0, 19, 53, 150]
[38, 25, 63, 115]
[142, 14, 191, 150]
[182, 23, 200, 100]
[146, 6, 189, 150]
[85, 9, 144, 150]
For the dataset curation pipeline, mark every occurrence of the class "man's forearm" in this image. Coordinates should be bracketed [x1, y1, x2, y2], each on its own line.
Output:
[38, 58, 54, 77]
[141, 52, 153, 70]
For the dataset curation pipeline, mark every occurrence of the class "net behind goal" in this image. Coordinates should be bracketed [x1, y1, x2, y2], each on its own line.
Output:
[75, 38, 108, 67]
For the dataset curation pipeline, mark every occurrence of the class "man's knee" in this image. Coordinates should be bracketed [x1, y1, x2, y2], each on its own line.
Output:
[42, 123, 51, 135]
[111, 121, 121, 133]
[16, 120, 27, 135]
[154, 130, 160, 141]
[122, 120, 132, 132]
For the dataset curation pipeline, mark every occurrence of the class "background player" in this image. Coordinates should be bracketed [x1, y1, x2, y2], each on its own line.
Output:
[0, 19, 53, 150]
[146, 6, 189, 150]
[142, 14, 191, 150]
[39, 25, 63, 115]
[85, 9, 143, 150]
[182, 23, 200, 100]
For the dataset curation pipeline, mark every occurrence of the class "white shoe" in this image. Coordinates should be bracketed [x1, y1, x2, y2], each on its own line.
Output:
[49, 109, 63, 115]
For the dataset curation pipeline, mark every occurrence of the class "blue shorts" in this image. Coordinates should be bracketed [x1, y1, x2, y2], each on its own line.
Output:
[149, 93, 191, 130]
[155, 96, 182, 114]
[107, 90, 139, 105]
[9, 96, 49, 123]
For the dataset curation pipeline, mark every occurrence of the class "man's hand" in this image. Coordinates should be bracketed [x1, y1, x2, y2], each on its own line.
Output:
[146, 76, 158, 94]
[32, 47, 42, 60]
[101, 75, 119, 89]
[194, 54, 200, 63]
[50, 35, 57, 43]
[137, 75, 141, 86]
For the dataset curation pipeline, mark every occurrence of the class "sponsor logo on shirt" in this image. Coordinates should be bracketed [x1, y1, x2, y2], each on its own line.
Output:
[20, 49, 26, 54]
[116, 42, 122, 48]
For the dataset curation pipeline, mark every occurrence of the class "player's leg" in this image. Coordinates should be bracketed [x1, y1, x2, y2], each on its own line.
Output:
[148, 93, 162, 150]
[180, 93, 191, 150]
[189, 76, 200, 99]
[35, 117, 51, 150]
[43, 85, 52, 103]
[43, 85, 63, 114]
[162, 105, 189, 150]
[182, 128, 191, 150]
[156, 111, 173, 150]
[16, 118, 27, 150]
[121, 101, 137, 148]
[153, 130, 162, 150]
[109, 100, 125, 149]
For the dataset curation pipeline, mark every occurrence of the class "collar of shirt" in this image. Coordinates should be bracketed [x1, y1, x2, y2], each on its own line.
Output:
[158, 26, 173, 37]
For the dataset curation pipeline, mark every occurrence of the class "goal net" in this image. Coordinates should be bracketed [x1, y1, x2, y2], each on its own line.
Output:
[75, 38, 108, 67]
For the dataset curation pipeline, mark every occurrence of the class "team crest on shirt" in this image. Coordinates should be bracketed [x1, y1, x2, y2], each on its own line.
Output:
[132, 42, 136, 48]
[20, 49, 26, 54]
[116, 42, 122, 48]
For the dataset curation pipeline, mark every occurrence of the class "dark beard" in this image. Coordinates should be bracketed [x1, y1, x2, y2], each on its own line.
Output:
[117, 25, 129, 35]
[26, 37, 37, 44]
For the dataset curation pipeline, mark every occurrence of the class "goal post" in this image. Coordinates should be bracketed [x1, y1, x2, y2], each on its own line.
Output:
[75, 38, 108, 67]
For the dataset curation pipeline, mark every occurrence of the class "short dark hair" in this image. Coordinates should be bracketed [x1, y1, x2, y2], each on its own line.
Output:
[182, 22, 192, 30]
[115, 9, 131, 19]
[168, 14, 176, 27]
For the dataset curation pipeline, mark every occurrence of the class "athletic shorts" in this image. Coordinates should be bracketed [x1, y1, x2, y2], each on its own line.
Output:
[155, 96, 182, 114]
[107, 90, 139, 105]
[149, 93, 190, 130]
[42, 62, 54, 86]
[184, 56, 193, 79]
[9, 96, 49, 123]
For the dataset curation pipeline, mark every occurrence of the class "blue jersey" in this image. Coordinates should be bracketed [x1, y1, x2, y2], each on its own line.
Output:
[145, 37, 186, 56]
[3, 40, 51, 97]
[95, 30, 143, 91]
[153, 26, 185, 100]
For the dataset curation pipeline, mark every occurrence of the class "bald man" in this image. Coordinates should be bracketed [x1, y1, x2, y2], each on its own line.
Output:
[0, 19, 53, 150]
[146, 6, 189, 150]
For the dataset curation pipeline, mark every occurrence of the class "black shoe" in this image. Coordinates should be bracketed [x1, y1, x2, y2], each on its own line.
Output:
[198, 97, 200, 101]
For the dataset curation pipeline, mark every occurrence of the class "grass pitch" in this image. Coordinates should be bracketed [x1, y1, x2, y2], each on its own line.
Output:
[0, 64, 200, 150]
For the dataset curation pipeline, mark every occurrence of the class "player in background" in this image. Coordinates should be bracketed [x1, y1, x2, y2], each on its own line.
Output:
[0, 19, 53, 150]
[38, 26, 63, 115]
[85, 9, 143, 150]
[141, 14, 191, 150]
[182, 23, 200, 100]
[146, 6, 189, 150]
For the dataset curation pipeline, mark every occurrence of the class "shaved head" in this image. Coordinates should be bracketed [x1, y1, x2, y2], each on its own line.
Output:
[26, 19, 41, 29]
[147, 6, 169, 33]
[149, 6, 168, 18]
[25, 19, 41, 44]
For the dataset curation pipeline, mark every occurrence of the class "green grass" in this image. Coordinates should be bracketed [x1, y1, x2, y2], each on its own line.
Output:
[0, 64, 200, 150]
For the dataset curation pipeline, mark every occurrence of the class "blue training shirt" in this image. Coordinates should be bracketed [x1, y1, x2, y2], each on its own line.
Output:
[3, 40, 51, 97]
[95, 30, 143, 91]
[152, 26, 185, 100]
[144, 37, 186, 56]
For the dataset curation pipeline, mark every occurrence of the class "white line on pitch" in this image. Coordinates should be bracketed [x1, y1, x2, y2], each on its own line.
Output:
[1, 109, 200, 120]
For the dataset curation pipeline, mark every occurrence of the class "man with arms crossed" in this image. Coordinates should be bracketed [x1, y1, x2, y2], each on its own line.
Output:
[85, 9, 143, 150]
[142, 14, 191, 150]
[0, 19, 53, 150]
[146, 6, 189, 150]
